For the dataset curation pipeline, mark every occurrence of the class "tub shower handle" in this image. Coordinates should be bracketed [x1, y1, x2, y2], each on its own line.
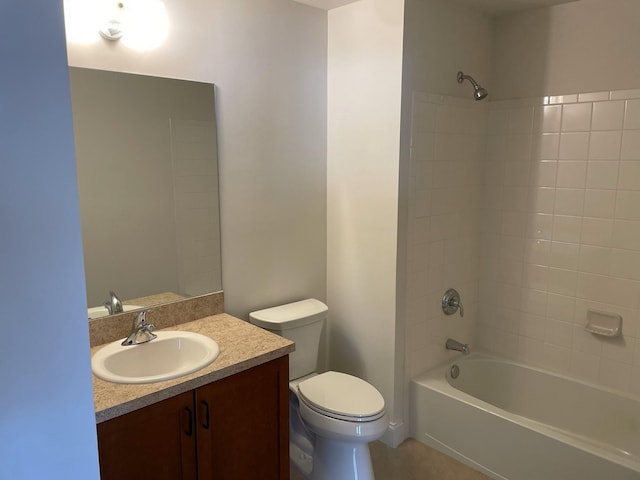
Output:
[442, 288, 464, 317]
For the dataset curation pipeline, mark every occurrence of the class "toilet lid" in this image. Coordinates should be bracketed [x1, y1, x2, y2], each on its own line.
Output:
[297, 371, 385, 420]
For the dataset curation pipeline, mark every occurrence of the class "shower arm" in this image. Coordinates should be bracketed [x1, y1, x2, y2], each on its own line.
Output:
[457, 71, 479, 89]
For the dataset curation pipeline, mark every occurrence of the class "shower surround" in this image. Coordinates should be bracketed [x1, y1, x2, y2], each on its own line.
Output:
[406, 88, 640, 398]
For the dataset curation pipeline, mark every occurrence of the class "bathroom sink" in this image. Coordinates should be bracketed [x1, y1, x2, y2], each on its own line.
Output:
[88, 304, 144, 319]
[91, 331, 220, 384]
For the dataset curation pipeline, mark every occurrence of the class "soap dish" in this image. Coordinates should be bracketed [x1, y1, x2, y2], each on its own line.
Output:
[585, 309, 622, 337]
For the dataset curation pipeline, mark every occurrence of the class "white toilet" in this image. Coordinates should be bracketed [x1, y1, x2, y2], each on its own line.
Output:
[249, 299, 388, 480]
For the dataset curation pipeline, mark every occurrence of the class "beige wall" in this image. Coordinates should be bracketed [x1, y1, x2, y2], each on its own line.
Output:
[492, 0, 640, 100]
[327, 0, 406, 445]
[65, 0, 328, 320]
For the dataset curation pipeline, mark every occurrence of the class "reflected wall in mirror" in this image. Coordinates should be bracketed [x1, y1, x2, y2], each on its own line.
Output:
[69, 67, 222, 314]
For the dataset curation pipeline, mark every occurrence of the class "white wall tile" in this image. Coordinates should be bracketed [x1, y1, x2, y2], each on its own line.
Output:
[519, 313, 547, 340]
[612, 220, 640, 250]
[550, 94, 578, 104]
[552, 215, 582, 243]
[561, 103, 592, 132]
[550, 241, 579, 270]
[546, 293, 576, 323]
[610, 249, 640, 281]
[611, 89, 640, 101]
[583, 189, 616, 218]
[588, 131, 622, 160]
[621, 130, 640, 160]
[576, 273, 640, 308]
[624, 99, 640, 130]
[556, 161, 586, 188]
[559, 132, 590, 159]
[523, 263, 549, 291]
[578, 244, 611, 275]
[524, 238, 551, 265]
[530, 160, 557, 187]
[545, 319, 574, 348]
[618, 161, 640, 190]
[586, 161, 619, 189]
[554, 188, 584, 216]
[547, 268, 577, 296]
[580, 217, 613, 247]
[615, 190, 640, 220]
[591, 100, 625, 131]
[475, 92, 640, 393]
[573, 325, 603, 356]
[527, 213, 553, 240]
[601, 337, 634, 364]
[528, 187, 556, 214]
[521, 288, 548, 315]
[532, 133, 560, 160]
[533, 105, 562, 133]
[578, 92, 609, 103]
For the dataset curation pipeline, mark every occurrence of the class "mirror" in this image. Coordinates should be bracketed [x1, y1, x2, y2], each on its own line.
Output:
[69, 67, 222, 316]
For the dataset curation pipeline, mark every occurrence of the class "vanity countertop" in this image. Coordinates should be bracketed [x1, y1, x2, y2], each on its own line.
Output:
[91, 313, 294, 423]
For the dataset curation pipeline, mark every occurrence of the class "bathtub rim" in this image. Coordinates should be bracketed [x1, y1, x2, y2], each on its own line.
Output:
[411, 350, 640, 474]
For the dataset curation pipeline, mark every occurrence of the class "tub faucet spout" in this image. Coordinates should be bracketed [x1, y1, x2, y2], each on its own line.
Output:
[446, 338, 470, 355]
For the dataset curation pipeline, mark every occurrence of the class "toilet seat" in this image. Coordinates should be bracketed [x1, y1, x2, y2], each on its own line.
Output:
[297, 371, 385, 422]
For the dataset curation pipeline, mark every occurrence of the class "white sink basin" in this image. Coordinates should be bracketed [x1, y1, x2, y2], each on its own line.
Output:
[88, 304, 144, 319]
[91, 331, 220, 384]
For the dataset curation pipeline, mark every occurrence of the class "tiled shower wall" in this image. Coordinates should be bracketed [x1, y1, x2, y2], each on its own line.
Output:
[478, 90, 640, 396]
[407, 90, 640, 397]
[405, 93, 488, 379]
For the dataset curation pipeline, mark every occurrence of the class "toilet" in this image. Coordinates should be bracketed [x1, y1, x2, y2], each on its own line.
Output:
[249, 299, 388, 480]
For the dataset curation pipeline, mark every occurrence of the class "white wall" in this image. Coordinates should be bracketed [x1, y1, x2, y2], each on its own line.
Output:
[65, 0, 328, 320]
[327, 0, 405, 445]
[0, 1, 100, 478]
[491, 0, 640, 99]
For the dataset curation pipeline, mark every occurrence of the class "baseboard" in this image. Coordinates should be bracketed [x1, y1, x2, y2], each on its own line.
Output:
[379, 420, 408, 448]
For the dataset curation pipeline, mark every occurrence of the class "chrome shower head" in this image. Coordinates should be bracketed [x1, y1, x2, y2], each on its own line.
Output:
[457, 71, 488, 101]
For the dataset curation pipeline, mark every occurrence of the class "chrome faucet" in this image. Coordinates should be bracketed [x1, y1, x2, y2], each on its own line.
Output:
[122, 310, 157, 346]
[104, 291, 124, 315]
[446, 338, 470, 355]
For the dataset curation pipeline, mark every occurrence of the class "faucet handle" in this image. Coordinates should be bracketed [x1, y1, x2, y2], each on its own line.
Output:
[442, 288, 464, 317]
[134, 310, 147, 327]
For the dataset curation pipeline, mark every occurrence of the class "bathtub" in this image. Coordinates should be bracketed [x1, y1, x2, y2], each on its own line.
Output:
[411, 353, 640, 480]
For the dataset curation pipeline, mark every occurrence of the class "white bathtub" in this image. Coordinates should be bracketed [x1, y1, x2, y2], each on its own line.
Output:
[411, 353, 640, 480]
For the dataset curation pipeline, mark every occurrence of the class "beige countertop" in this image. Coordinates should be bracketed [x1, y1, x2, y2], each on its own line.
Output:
[91, 313, 294, 423]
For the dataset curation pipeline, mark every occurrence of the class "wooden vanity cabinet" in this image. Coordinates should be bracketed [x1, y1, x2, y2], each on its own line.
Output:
[97, 356, 289, 480]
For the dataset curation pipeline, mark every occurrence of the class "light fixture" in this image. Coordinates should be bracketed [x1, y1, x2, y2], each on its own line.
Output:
[99, 2, 126, 41]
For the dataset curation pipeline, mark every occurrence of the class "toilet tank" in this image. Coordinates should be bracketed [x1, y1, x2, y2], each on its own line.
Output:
[249, 299, 327, 380]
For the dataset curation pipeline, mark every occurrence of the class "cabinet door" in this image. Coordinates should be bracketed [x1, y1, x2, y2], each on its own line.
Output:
[195, 356, 289, 480]
[97, 391, 197, 480]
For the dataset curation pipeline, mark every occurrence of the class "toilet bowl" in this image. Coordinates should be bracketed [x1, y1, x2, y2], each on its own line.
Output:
[249, 299, 388, 480]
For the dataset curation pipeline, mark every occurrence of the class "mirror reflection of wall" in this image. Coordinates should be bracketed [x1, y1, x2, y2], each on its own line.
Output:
[69, 67, 222, 310]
